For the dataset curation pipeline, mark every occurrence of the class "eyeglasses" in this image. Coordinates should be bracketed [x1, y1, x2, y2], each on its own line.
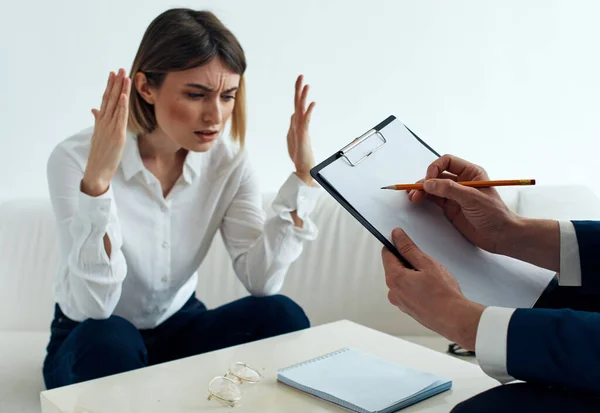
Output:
[447, 343, 476, 357]
[207, 362, 263, 407]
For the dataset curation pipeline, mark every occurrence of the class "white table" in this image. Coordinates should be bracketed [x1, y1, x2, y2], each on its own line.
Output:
[40, 320, 499, 412]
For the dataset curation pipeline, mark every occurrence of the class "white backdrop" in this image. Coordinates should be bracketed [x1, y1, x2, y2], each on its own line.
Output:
[1, 0, 599, 202]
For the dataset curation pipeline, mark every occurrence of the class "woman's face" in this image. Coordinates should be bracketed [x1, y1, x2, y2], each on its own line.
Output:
[140, 58, 241, 152]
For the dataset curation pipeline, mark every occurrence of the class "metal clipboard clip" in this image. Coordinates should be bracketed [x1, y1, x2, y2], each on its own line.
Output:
[340, 129, 387, 166]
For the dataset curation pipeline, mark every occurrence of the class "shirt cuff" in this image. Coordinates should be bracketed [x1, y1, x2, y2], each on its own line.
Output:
[78, 185, 114, 230]
[475, 306, 517, 384]
[272, 173, 323, 220]
[558, 221, 582, 287]
[271, 173, 323, 239]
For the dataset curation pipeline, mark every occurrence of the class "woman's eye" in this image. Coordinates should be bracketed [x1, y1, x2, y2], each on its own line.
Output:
[187, 92, 204, 99]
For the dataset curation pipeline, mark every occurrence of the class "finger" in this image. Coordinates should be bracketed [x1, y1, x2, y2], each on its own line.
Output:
[287, 114, 296, 146]
[121, 73, 131, 98]
[436, 172, 458, 181]
[381, 246, 398, 269]
[100, 71, 115, 114]
[407, 178, 424, 201]
[300, 84, 309, 113]
[382, 246, 411, 275]
[106, 68, 125, 119]
[384, 268, 397, 290]
[387, 291, 408, 313]
[116, 87, 130, 131]
[112, 76, 130, 132]
[91, 108, 99, 119]
[305, 101, 316, 124]
[408, 172, 457, 203]
[114, 94, 126, 131]
[422, 172, 459, 206]
[382, 249, 411, 293]
[426, 154, 488, 181]
[391, 228, 431, 270]
[290, 113, 296, 130]
[410, 189, 426, 203]
[423, 178, 483, 206]
[387, 290, 400, 307]
[423, 193, 447, 209]
[294, 75, 303, 112]
[387, 290, 395, 306]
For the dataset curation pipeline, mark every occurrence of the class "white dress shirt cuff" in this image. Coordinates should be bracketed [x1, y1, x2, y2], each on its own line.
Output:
[558, 221, 582, 287]
[475, 306, 517, 384]
[78, 184, 114, 228]
[76, 185, 118, 263]
[272, 173, 323, 237]
[273, 173, 322, 217]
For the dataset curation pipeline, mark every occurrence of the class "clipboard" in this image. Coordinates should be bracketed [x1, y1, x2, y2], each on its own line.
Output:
[309, 115, 555, 308]
[310, 115, 439, 268]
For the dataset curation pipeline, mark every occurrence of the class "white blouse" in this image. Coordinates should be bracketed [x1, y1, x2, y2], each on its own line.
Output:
[47, 127, 322, 329]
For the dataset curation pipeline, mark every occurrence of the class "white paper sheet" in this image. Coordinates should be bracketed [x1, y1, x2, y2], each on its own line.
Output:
[319, 118, 554, 308]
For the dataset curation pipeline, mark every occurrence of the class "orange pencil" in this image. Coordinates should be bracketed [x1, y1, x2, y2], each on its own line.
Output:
[381, 179, 536, 191]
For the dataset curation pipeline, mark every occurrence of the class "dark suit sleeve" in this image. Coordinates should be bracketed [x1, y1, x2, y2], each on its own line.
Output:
[507, 308, 600, 392]
[572, 220, 600, 294]
[486, 221, 600, 391]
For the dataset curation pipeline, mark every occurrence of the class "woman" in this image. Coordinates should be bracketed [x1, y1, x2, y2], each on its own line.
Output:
[43, 8, 321, 390]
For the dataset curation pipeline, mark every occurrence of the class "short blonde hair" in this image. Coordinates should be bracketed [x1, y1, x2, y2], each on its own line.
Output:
[127, 8, 247, 147]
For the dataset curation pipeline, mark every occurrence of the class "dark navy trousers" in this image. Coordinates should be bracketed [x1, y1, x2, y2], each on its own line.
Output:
[42, 294, 309, 389]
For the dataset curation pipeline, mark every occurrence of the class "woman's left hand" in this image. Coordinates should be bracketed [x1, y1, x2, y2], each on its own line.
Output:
[287, 75, 316, 183]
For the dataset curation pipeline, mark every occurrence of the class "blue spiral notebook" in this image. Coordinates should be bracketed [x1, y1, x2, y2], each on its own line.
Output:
[277, 348, 452, 413]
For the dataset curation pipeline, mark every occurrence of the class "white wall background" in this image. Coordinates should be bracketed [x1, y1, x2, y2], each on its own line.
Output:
[1, 0, 599, 203]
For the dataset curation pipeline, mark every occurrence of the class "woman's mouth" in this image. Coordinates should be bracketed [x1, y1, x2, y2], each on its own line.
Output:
[194, 130, 219, 142]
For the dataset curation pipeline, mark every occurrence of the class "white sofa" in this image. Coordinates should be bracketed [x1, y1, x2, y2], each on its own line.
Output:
[1, 184, 599, 413]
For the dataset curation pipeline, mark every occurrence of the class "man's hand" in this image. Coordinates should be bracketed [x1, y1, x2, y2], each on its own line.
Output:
[382, 228, 485, 351]
[409, 154, 519, 254]
[410, 154, 560, 273]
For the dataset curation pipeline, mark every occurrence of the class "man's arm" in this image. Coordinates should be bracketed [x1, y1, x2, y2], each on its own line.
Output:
[476, 220, 600, 385]
[508, 308, 600, 392]
[500, 219, 600, 293]
[475, 305, 600, 393]
[400, 155, 600, 390]
[384, 224, 600, 392]
[499, 218, 561, 273]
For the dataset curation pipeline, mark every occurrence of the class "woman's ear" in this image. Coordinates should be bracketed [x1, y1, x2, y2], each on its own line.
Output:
[134, 72, 155, 105]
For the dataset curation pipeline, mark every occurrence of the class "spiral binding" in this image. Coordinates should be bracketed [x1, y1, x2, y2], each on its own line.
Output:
[278, 348, 350, 373]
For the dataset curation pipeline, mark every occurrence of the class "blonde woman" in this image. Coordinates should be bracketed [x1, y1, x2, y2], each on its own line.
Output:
[43, 8, 321, 389]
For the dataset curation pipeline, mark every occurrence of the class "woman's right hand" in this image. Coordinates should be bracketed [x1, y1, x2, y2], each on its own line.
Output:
[81, 68, 131, 197]
[409, 154, 520, 254]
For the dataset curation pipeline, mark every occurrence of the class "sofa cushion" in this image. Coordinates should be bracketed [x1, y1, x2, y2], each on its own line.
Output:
[0, 331, 48, 413]
[0, 199, 58, 331]
[197, 192, 439, 337]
